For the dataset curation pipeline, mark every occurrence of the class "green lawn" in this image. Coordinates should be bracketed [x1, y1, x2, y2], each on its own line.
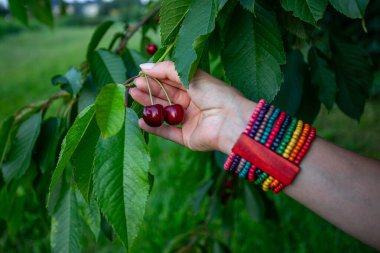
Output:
[0, 27, 87, 118]
[0, 25, 379, 253]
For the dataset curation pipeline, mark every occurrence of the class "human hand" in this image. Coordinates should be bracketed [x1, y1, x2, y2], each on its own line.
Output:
[129, 61, 256, 154]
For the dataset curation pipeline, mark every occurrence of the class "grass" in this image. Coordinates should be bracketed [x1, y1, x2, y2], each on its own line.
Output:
[0, 26, 93, 119]
[0, 24, 379, 253]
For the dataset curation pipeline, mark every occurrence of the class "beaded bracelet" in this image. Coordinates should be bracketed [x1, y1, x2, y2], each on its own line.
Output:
[224, 99, 316, 194]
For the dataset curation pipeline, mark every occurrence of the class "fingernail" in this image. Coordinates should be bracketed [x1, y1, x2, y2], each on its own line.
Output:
[139, 63, 155, 70]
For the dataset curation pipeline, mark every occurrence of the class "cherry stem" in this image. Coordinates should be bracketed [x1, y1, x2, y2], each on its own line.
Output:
[152, 77, 172, 105]
[144, 73, 154, 105]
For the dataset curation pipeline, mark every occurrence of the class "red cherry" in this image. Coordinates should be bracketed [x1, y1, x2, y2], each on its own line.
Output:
[143, 104, 164, 127]
[146, 44, 158, 55]
[164, 104, 184, 125]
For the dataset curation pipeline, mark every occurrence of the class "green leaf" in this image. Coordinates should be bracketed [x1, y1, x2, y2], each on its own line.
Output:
[151, 47, 167, 63]
[243, 184, 264, 222]
[71, 115, 100, 201]
[64, 67, 82, 96]
[78, 76, 98, 113]
[93, 108, 150, 250]
[217, 0, 238, 47]
[280, 0, 328, 25]
[314, 31, 332, 58]
[129, 49, 147, 67]
[48, 175, 64, 215]
[122, 49, 141, 78]
[28, 0, 54, 28]
[330, 35, 372, 120]
[36, 118, 64, 173]
[309, 48, 337, 110]
[329, 0, 369, 19]
[296, 78, 321, 123]
[240, 0, 255, 13]
[222, 5, 285, 102]
[160, 0, 191, 46]
[131, 101, 145, 118]
[8, 0, 28, 25]
[100, 215, 114, 241]
[95, 83, 125, 139]
[87, 20, 114, 61]
[1, 112, 42, 183]
[370, 71, 380, 97]
[198, 44, 210, 73]
[282, 13, 308, 40]
[0, 116, 15, 167]
[51, 186, 82, 253]
[51, 67, 82, 97]
[77, 193, 101, 240]
[217, 0, 229, 10]
[49, 105, 95, 195]
[273, 50, 306, 115]
[90, 49, 127, 88]
[192, 180, 213, 214]
[174, 0, 218, 87]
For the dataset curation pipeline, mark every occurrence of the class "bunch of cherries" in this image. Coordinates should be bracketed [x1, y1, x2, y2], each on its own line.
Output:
[141, 74, 184, 127]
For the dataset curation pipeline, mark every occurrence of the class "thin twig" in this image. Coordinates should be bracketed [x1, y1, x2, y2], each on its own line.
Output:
[14, 91, 69, 124]
[116, 4, 161, 53]
[124, 75, 140, 87]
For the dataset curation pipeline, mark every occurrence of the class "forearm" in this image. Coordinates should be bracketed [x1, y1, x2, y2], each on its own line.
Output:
[286, 138, 380, 250]
[220, 98, 380, 250]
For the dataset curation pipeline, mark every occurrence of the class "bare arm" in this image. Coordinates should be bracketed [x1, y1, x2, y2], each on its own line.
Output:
[286, 138, 380, 250]
[131, 61, 380, 250]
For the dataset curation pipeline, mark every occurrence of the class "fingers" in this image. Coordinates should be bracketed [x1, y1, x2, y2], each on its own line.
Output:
[138, 119, 184, 146]
[140, 61, 186, 90]
[129, 87, 170, 106]
[134, 77, 191, 108]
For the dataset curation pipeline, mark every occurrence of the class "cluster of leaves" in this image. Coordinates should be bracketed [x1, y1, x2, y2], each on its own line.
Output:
[1, 0, 379, 252]
[159, 0, 376, 121]
[0, 15, 155, 251]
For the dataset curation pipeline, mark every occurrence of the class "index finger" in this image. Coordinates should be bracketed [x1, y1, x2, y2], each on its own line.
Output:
[139, 61, 186, 90]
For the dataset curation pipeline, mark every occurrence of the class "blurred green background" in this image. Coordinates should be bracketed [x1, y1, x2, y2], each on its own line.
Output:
[0, 2, 379, 252]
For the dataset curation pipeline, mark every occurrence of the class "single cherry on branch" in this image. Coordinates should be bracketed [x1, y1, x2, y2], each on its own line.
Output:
[142, 74, 164, 127]
[152, 77, 184, 125]
[146, 43, 158, 55]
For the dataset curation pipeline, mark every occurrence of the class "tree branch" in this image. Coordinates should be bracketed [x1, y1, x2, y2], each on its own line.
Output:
[116, 4, 161, 53]
[14, 91, 69, 124]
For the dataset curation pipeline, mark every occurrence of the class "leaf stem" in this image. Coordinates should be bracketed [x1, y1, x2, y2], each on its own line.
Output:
[144, 73, 154, 105]
[152, 77, 172, 105]
[156, 42, 175, 63]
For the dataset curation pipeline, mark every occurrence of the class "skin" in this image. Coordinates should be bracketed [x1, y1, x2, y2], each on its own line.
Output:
[130, 61, 380, 251]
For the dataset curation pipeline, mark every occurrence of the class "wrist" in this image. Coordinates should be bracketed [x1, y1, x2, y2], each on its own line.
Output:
[218, 98, 257, 154]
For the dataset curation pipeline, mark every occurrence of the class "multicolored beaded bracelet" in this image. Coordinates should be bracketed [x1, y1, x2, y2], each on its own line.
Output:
[224, 99, 317, 194]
